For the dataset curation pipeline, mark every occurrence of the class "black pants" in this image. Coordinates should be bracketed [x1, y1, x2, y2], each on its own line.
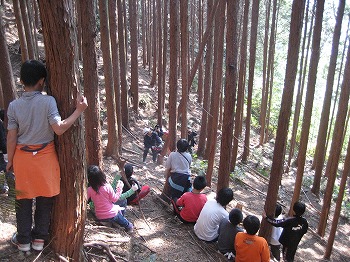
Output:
[283, 245, 297, 262]
[16, 196, 54, 244]
[143, 147, 158, 162]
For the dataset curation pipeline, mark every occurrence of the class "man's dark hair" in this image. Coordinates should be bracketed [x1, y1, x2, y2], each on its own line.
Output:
[124, 164, 134, 178]
[20, 60, 47, 86]
[293, 201, 306, 216]
[275, 204, 282, 217]
[216, 188, 233, 207]
[177, 138, 189, 152]
[193, 176, 207, 190]
[243, 215, 260, 235]
[229, 208, 243, 226]
[87, 165, 107, 193]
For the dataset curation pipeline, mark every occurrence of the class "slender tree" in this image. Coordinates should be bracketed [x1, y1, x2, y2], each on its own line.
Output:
[79, 0, 102, 166]
[241, 0, 260, 162]
[180, 0, 189, 138]
[129, 0, 139, 113]
[217, 0, 238, 191]
[98, 0, 119, 157]
[231, 0, 249, 170]
[290, 0, 325, 213]
[312, 0, 345, 195]
[12, 0, 28, 62]
[205, 0, 226, 186]
[318, 43, 350, 237]
[117, 0, 129, 129]
[259, 0, 306, 238]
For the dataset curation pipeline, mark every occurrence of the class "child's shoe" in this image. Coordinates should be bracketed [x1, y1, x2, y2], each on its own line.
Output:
[126, 223, 134, 233]
[32, 239, 45, 251]
[11, 233, 31, 252]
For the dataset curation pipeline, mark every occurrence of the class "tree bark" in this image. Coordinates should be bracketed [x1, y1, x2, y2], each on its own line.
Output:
[259, 0, 306, 239]
[318, 41, 350, 237]
[38, 1, 86, 260]
[79, 0, 102, 167]
[311, 0, 345, 195]
[98, 0, 119, 157]
[242, 0, 260, 162]
[217, 0, 238, 191]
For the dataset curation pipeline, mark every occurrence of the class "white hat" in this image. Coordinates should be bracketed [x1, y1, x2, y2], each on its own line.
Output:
[143, 127, 151, 135]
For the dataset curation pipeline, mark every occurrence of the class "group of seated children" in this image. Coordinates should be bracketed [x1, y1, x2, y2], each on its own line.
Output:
[87, 163, 150, 233]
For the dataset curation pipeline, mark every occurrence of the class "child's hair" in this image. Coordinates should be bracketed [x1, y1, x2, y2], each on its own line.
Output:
[275, 204, 282, 217]
[177, 138, 189, 152]
[124, 164, 134, 178]
[193, 176, 207, 190]
[20, 60, 47, 86]
[87, 165, 107, 193]
[243, 215, 260, 235]
[216, 188, 233, 207]
[229, 208, 243, 226]
[293, 201, 306, 216]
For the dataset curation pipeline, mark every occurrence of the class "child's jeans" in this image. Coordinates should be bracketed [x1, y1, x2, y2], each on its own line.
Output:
[100, 211, 130, 229]
[16, 196, 54, 244]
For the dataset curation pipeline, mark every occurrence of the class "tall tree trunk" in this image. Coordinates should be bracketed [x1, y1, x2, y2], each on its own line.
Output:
[196, 0, 214, 157]
[13, 0, 28, 62]
[205, 0, 226, 186]
[167, 0, 179, 152]
[109, 0, 123, 154]
[98, 0, 119, 157]
[117, 0, 129, 129]
[318, 44, 350, 237]
[259, 0, 271, 145]
[217, 0, 238, 191]
[38, 1, 86, 260]
[231, 0, 249, 170]
[150, 1, 157, 87]
[180, 0, 189, 138]
[259, 0, 305, 239]
[324, 133, 350, 259]
[290, 0, 325, 214]
[0, 10, 17, 113]
[129, 0, 139, 113]
[157, 0, 164, 126]
[161, 0, 168, 120]
[141, 0, 146, 68]
[197, 0, 204, 105]
[242, 0, 260, 162]
[79, 0, 103, 166]
[20, 0, 35, 58]
[312, 0, 345, 195]
[286, 0, 314, 173]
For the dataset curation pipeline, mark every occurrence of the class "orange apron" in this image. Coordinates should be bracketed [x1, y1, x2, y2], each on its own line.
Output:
[13, 142, 60, 199]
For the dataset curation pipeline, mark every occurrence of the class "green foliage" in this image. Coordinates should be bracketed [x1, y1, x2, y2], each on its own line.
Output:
[191, 154, 208, 176]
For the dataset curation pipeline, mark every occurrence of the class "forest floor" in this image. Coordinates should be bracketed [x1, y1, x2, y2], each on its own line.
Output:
[0, 2, 350, 261]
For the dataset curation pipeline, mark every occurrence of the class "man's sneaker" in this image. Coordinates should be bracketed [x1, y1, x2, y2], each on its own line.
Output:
[126, 223, 134, 233]
[11, 233, 30, 252]
[32, 239, 45, 251]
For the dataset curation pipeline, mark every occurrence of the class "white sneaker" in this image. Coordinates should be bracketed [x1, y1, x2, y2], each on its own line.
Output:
[11, 233, 31, 252]
[31, 239, 45, 251]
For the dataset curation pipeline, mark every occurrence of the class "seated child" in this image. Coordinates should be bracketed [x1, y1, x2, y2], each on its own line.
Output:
[235, 215, 270, 262]
[268, 204, 283, 261]
[264, 201, 308, 262]
[121, 164, 150, 205]
[217, 208, 244, 260]
[194, 187, 233, 242]
[171, 175, 207, 223]
[87, 165, 135, 232]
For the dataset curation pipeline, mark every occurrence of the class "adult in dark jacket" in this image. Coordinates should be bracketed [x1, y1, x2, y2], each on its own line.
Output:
[264, 201, 308, 262]
[143, 127, 162, 163]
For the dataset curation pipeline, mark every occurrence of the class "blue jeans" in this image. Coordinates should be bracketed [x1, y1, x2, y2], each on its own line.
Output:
[101, 210, 130, 229]
[16, 197, 54, 244]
